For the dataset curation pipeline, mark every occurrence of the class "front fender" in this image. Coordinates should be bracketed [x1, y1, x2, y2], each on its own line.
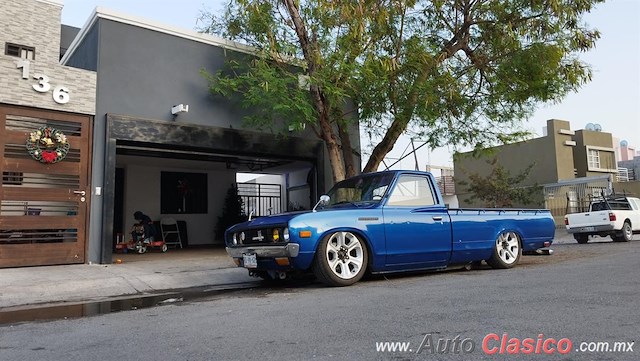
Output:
[287, 209, 385, 270]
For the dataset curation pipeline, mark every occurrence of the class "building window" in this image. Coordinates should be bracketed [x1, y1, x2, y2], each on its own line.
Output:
[586, 146, 616, 173]
[587, 149, 600, 169]
[5, 43, 35, 60]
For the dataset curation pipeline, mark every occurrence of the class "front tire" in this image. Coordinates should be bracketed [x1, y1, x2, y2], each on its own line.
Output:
[313, 231, 368, 286]
[621, 221, 633, 242]
[486, 231, 521, 269]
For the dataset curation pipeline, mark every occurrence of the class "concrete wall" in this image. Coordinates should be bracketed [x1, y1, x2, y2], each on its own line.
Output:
[454, 119, 577, 193]
[612, 180, 640, 197]
[546, 119, 577, 181]
[454, 127, 557, 207]
[0, 0, 95, 114]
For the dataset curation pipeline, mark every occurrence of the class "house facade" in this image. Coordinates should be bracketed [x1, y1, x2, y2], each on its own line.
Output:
[1, 0, 360, 267]
[0, 0, 96, 267]
[454, 119, 620, 224]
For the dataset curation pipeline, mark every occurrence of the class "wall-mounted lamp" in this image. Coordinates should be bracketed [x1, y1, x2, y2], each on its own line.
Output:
[171, 104, 189, 115]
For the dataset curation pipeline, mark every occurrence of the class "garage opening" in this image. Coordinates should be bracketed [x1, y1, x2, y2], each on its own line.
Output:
[101, 114, 326, 264]
[111, 143, 316, 256]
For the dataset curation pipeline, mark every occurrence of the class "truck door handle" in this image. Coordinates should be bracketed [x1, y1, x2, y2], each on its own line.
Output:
[73, 190, 86, 196]
[432, 216, 443, 221]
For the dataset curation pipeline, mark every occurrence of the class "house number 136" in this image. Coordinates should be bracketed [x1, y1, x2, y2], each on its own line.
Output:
[16, 59, 70, 104]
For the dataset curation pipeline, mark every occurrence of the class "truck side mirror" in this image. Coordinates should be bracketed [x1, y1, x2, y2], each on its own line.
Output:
[312, 195, 330, 212]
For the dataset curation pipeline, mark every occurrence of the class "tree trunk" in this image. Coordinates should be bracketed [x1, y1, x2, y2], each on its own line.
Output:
[319, 115, 346, 183]
[362, 118, 409, 173]
[284, 0, 346, 183]
[338, 122, 357, 178]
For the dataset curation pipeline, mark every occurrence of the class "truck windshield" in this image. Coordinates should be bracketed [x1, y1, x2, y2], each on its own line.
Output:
[326, 173, 395, 207]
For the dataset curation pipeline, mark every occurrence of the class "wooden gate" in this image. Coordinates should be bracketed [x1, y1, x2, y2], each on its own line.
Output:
[0, 105, 92, 267]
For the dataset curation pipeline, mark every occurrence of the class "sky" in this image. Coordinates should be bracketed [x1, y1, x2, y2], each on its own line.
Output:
[60, 0, 640, 171]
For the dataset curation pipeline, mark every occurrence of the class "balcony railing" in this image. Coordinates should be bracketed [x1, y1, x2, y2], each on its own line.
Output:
[435, 175, 456, 195]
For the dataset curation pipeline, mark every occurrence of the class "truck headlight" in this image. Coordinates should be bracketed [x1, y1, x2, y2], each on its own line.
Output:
[272, 229, 280, 242]
[283, 228, 290, 241]
[232, 233, 238, 245]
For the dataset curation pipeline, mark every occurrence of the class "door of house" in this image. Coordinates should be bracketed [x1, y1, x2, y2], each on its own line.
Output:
[0, 105, 92, 268]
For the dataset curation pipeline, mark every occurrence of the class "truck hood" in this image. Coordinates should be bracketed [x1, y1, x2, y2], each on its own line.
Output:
[228, 211, 308, 231]
[227, 203, 379, 231]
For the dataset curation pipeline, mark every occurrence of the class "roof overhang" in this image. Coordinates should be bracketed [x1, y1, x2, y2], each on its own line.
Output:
[61, 6, 256, 65]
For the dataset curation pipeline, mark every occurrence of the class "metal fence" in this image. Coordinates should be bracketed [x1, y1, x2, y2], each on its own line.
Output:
[543, 175, 612, 226]
[237, 183, 282, 217]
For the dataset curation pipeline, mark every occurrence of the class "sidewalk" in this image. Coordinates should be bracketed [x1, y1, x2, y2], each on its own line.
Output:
[0, 246, 255, 310]
[0, 230, 576, 311]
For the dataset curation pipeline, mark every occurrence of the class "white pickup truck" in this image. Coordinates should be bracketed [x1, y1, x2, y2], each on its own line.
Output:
[564, 196, 640, 243]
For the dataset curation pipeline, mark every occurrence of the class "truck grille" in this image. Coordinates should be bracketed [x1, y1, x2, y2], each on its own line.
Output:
[229, 227, 287, 245]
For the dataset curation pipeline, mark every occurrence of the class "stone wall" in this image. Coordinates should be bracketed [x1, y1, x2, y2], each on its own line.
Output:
[0, 0, 96, 115]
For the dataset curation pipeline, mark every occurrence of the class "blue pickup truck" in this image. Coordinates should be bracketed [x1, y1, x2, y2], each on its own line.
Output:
[225, 170, 555, 286]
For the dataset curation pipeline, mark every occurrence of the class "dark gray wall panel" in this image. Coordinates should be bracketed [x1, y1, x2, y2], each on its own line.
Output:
[96, 20, 249, 129]
[65, 24, 99, 71]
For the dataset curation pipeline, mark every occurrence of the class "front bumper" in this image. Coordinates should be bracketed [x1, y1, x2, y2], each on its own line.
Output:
[225, 243, 300, 258]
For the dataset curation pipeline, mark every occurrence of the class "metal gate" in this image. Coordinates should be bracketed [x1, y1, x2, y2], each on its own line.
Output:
[237, 183, 282, 217]
[0, 105, 92, 267]
[543, 175, 611, 226]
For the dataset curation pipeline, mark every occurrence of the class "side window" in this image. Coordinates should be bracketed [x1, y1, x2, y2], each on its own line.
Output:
[387, 175, 436, 207]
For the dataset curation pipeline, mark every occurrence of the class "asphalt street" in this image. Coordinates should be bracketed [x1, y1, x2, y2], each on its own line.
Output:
[1, 239, 638, 361]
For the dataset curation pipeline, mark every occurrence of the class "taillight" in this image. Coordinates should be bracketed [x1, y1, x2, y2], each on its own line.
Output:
[564, 217, 569, 225]
[609, 212, 616, 221]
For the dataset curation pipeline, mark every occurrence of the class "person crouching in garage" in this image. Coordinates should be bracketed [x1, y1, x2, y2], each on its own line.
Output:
[131, 211, 157, 245]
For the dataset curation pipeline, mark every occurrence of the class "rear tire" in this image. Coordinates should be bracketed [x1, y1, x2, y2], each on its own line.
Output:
[486, 231, 521, 269]
[574, 234, 589, 244]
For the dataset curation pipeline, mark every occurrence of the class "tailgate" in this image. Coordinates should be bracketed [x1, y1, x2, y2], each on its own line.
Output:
[566, 211, 610, 228]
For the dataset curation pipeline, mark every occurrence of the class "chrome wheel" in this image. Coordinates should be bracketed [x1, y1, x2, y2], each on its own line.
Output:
[313, 231, 368, 286]
[497, 232, 519, 265]
[325, 232, 365, 279]
[487, 231, 521, 269]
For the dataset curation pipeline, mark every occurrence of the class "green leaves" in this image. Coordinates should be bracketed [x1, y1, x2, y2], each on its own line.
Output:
[458, 157, 542, 208]
[199, 0, 603, 179]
